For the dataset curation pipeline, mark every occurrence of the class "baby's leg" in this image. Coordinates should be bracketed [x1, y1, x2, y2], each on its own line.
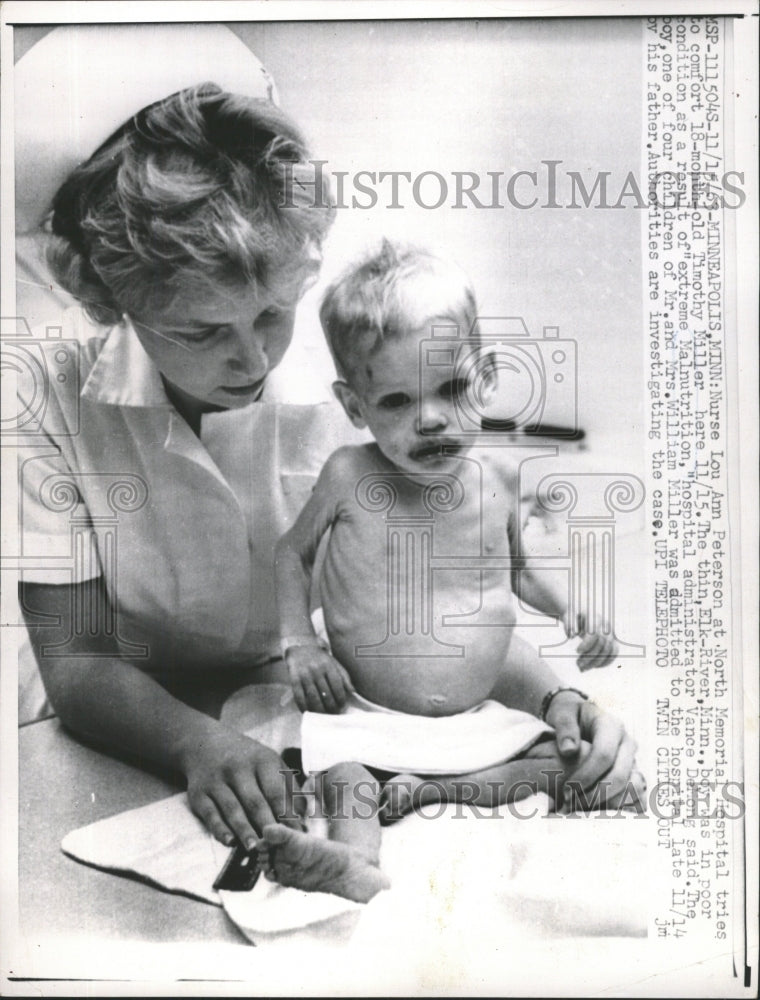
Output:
[381, 740, 594, 819]
[258, 761, 389, 903]
[322, 761, 383, 864]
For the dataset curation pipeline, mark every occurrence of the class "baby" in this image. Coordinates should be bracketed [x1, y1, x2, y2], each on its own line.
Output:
[256, 241, 621, 903]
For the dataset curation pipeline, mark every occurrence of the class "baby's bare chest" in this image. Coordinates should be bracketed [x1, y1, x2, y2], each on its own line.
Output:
[336, 482, 512, 563]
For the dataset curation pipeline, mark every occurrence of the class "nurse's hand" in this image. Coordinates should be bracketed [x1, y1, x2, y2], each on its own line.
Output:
[285, 643, 354, 713]
[546, 693, 643, 809]
[182, 726, 305, 850]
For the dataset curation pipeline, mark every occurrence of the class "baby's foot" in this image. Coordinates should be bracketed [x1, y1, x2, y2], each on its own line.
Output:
[379, 773, 442, 825]
[258, 823, 390, 903]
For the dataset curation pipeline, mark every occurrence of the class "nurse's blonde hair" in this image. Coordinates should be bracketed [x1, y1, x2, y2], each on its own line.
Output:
[47, 83, 333, 325]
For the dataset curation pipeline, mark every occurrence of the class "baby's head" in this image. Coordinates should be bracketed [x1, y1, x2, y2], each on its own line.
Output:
[320, 240, 482, 474]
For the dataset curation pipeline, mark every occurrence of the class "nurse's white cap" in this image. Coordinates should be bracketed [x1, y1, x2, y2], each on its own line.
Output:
[14, 24, 278, 233]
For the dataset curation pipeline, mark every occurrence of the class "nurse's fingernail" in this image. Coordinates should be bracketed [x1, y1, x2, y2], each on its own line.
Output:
[560, 737, 576, 753]
[245, 838, 257, 852]
[223, 833, 234, 846]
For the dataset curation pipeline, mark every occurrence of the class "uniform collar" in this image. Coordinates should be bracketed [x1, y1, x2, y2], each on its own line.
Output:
[79, 314, 337, 408]
[80, 317, 171, 407]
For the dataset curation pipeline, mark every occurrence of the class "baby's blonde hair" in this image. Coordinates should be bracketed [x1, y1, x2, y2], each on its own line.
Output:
[319, 239, 477, 385]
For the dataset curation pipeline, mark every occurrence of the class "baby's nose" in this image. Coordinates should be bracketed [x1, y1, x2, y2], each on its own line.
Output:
[417, 402, 448, 432]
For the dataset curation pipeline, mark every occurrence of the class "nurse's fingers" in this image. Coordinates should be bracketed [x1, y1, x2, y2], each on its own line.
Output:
[336, 661, 355, 692]
[594, 732, 639, 805]
[254, 752, 303, 831]
[561, 704, 622, 791]
[291, 679, 308, 713]
[286, 661, 310, 712]
[231, 770, 301, 840]
[301, 675, 327, 713]
[566, 707, 637, 803]
[323, 663, 351, 707]
[607, 768, 647, 811]
[211, 784, 260, 850]
[312, 672, 339, 713]
[190, 791, 235, 846]
[566, 734, 638, 809]
[339, 662, 355, 697]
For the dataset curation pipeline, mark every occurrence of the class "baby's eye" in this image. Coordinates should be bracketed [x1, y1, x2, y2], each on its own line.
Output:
[438, 378, 469, 401]
[377, 392, 411, 410]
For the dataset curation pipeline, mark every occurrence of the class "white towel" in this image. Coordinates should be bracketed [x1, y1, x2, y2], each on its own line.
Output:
[301, 692, 553, 775]
[60, 684, 648, 951]
[61, 781, 648, 949]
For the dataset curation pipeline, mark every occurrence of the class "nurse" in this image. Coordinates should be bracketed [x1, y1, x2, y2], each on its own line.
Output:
[16, 26, 641, 855]
[16, 25, 341, 849]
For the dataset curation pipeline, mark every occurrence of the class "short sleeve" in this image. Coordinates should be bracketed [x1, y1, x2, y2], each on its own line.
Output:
[18, 438, 101, 585]
[13, 318, 103, 586]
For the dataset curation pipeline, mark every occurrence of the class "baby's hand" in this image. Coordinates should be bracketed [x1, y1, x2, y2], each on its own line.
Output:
[564, 613, 619, 670]
[284, 641, 354, 713]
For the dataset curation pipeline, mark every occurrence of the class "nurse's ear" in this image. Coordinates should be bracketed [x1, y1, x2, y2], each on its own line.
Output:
[332, 380, 367, 429]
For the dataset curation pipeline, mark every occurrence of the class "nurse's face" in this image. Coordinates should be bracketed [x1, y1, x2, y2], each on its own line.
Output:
[129, 271, 312, 410]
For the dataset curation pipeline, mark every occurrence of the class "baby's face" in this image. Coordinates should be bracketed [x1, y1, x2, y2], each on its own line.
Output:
[338, 321, 478, 476]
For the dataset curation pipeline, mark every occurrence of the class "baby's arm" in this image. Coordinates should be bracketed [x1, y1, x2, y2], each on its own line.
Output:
[275, 448, 355, 712]
[503, 462, 619, 670]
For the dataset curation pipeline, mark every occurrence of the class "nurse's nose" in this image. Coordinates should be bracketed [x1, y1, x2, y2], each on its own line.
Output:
[227, 324, 268, 376]
[417, 400, 449, 433]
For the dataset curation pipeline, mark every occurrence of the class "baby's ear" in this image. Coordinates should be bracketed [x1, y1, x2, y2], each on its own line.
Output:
[332, 380, 367, 429]
[477, 349, 499, 402]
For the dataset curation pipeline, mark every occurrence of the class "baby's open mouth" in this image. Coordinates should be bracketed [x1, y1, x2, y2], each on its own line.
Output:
[409, 440, 463, 462]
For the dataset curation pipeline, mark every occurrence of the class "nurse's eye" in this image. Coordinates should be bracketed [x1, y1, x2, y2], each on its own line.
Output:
[180, 325, 225, 346]
[438, 378, 469, 401]
[255, 308, 283, 324]
[377, 392, 411, 410]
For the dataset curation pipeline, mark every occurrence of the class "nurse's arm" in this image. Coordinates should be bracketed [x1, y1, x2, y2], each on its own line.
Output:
[20, 578, 302, 849]
[491, 633, 637, 807]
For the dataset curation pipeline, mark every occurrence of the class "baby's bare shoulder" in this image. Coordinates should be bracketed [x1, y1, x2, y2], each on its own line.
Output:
[322, 443, 383, 490]
[476, 449, 520, 494]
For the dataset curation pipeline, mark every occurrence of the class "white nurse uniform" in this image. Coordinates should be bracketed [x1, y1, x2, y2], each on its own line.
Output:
[18, 306, 357, 677]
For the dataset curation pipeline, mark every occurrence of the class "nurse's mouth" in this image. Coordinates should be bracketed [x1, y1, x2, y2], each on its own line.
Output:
[221, 377, 266, 397]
